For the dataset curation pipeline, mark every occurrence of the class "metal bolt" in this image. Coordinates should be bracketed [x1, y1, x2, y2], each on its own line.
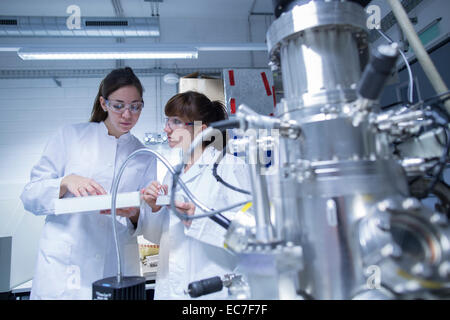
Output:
[430, 213, 448, 226]
[381, 243, 394, 257]
[405, 280, 420, 291]
[377, 199, 394, 212]
[411, 263, 432, 278]
[402, 198, 421, 211]
[381, 243, 402, 258]
[375, 213, 391, 231]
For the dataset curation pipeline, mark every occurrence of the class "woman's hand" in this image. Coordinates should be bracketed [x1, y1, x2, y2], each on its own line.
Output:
[141, 181, 168, 212]
[60, 174, 107, 198]
[100, 207, 140, 226]
[174, 201, 196, 228]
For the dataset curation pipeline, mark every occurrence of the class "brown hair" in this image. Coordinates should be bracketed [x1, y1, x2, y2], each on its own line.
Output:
[165, 91, 228, 148]
[90, 67, 144, 122]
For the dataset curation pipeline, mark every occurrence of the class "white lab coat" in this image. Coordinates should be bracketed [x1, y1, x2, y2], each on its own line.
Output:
[20, 122, 156, 300]
[142, 146, 252, 299]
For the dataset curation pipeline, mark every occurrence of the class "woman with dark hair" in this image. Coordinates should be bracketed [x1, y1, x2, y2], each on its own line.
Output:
[20, 67, 156, 300]
[141, 91, 251, 299]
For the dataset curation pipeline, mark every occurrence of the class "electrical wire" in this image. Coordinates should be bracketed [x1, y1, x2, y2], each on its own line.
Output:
[110, 147, 247, 280]
[170, 124, 253, 228]
[212, 147, 251, 195]
[381, 90, 450, 112]
[380, 100, 411, 110]
[417, 124, 450, 199]
[377, 28, 415, 104]
[169, 163, 249, 225]
[421, 90, 450, 106]
[414, 100, 450, 199]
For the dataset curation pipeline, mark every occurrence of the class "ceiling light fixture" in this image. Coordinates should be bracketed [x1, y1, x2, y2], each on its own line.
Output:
[11, 43, 267, 61]
[17, 46, 198, 60]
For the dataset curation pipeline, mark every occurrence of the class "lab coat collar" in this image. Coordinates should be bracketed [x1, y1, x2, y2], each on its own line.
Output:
[100, 121, 132, 143]
[180, 146, 220, 184]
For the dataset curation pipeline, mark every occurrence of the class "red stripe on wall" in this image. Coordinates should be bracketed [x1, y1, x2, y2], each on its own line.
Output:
[230, 98, 236, 114]
[261, 72, 272, 96]
[228, 70, 235, 86]
[272, 85, 276, 107]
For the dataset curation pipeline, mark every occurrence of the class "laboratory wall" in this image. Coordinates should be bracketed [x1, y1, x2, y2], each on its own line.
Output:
[0, 74, 179, 201]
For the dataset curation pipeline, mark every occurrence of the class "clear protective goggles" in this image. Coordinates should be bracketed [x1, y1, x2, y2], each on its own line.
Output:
[105, 99, 144, 114]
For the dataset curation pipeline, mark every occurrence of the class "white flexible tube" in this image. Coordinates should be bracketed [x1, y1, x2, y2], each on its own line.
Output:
[377, 28, 414, 104]
[387, 0, 450, 113]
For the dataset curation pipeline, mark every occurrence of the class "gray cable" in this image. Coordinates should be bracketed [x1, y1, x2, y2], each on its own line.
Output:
[377, 28, 414, 104]
[111, 147, 250, 281]
[110, 148, 210, 282]
[170, 127, 251, 221]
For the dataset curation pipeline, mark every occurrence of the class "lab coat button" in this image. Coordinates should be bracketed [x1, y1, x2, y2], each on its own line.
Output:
[95, 253, 102, 260]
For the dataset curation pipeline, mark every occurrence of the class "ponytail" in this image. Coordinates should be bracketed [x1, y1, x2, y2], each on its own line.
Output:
[90, 80, 108, 122]
[207, 100, 228, 149]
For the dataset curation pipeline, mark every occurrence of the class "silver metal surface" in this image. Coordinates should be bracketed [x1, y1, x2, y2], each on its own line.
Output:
[266, 1, 367, 54]
[247, 135, 276, 243]
[221, 0, 450, 300]
[267, 1, 369, 108]
[279, 27, 364, 105]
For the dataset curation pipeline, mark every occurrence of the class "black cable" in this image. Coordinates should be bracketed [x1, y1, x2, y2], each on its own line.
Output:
[170, 164, 232, 229]
[416, 123, 450, 199]
[209, 119, 242, 130]
[380, 100, 411, 110]
[403, 95, 450, 199]
[421, 90, 450, 106]
[209, 214, 231, 229]
[212, 147, 251, 195]
[433, 127, 446, 147]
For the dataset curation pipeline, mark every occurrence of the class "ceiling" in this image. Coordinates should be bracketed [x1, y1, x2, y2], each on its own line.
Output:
[0, 0, 273, 18]
[0, 0, 275, 73]
[1, 0, 423, 75]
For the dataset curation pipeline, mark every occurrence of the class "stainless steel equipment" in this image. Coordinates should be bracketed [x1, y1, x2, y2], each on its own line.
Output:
[217, 0, 450, 300]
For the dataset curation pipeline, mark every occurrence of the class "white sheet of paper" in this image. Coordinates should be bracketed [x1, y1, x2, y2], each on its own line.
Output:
[54, 191, 141, 215]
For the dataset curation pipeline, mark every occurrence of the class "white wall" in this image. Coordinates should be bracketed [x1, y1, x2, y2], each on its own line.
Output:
[0, 74, 177, 193]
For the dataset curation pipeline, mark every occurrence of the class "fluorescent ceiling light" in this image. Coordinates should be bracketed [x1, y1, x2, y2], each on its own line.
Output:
[17, 47, 198, 60]
[13, 43, 267, 60]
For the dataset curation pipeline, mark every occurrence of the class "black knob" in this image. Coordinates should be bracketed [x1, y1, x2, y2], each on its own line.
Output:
[357, 43, 399, 101]
[187, 276, 224, 298]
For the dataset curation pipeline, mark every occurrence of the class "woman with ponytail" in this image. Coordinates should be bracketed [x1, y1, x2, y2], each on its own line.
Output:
[141, 91, 251, 299]
[21, 67, 157, 299]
